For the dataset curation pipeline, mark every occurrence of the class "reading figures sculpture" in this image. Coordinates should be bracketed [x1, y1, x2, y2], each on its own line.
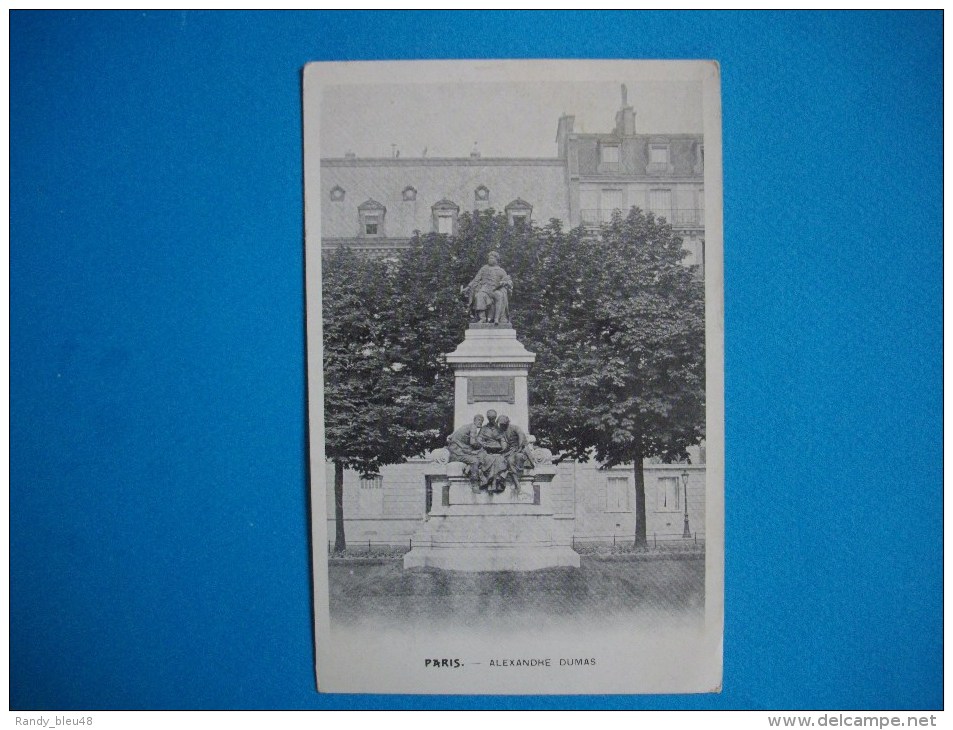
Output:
[463, 251, 513, 325]
[446, 409, 533, 493]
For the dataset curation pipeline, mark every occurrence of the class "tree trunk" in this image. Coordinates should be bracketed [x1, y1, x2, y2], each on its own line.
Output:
[633, 446, 647, 548]
[334, 460, 346, 553]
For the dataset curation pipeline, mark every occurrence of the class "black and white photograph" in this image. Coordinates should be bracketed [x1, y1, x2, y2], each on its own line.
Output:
[10, 11, 939, 714]
[305, 60, 724, 694]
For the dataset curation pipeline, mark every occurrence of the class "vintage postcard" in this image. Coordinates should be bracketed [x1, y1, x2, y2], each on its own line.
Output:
[304, 59, 723, 694]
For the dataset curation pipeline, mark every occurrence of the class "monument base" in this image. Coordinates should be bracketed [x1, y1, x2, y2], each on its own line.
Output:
[403, 467, 581, 572]
[403, 543, 581, 572]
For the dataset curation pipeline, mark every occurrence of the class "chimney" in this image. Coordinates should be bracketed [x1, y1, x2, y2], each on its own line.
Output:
[556, 114, 575, 158]
[615, 83, 636, 136]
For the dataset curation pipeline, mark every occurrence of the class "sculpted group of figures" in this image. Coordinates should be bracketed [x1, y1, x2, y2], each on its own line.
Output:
[446, 411, 533, 493]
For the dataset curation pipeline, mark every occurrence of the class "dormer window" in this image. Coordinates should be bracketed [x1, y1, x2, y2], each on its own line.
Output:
[436, 214, 453, 234]
[647, 141, 673, 174]
[402, 186, 417, 201]
[432, 199, 459, 235]
[474, 186, 491, 211]
[358, 199, 386, 238]
[329, 186, 345, 202]
[598, 142, 621, 173]
[694, 143, 705, 174]
[505, 198, 533, 227]
[649, 145, 669, 166]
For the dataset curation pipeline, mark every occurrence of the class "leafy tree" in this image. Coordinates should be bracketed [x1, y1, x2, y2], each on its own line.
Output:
[391, 208, 704, 547]
[321, 246, 443, 552]
[327, 207, 704, 550]
[564, 208, 706, 546]
[385, 210, 575, 433]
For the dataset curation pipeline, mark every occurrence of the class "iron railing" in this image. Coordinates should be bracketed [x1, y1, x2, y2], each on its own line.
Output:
[328, 532, 705, 557]
[579, 208, 705, 227]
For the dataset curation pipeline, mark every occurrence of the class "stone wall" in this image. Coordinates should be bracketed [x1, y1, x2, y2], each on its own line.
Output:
[323, 458, 706, 547]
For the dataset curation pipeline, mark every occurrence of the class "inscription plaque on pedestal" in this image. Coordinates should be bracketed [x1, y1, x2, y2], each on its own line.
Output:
[467, 376, 515, 404]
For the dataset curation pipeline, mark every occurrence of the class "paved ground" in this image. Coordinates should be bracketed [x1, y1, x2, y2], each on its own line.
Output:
[329, 555, 704, 630]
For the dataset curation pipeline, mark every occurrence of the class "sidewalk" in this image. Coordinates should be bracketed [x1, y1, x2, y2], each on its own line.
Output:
[329, 555, 704, 629]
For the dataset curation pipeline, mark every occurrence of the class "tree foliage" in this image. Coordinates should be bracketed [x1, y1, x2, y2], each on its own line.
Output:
[383, 208, 704, 466]
[386, 209, 588, 440]
[321, 207, 705, 548]
[322, 246, 443, 475]
[534, 207, 705, 546]
[322, 245, 447, 551]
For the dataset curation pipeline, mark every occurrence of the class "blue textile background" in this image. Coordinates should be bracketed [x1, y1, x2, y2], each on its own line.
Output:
[10, 11, 942, 710]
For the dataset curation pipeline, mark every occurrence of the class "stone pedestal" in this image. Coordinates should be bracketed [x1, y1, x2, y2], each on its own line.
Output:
[445, 325, 535, 430]
[403, 324, 581, 572]
[403, 461, 581, 571]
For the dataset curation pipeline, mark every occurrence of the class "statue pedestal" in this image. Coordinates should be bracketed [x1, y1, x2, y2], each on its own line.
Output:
[444, 325, 535, 430]
[403, 462, 581, 572]
[403, 324, 581, 572]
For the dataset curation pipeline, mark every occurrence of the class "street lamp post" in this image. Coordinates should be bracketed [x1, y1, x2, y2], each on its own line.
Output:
[681, 469, 691, 538]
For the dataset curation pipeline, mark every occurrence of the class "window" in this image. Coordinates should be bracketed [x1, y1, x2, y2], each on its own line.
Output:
[695, 143, 705, 174]
[358, 199, 386, 238]
[647, 142, 672, 174]
[648, 188, 672, 219]
[650, 145, 669, 165]
[329, 186, 345, 202]
[474, 186, 490, 211]
[606, 476, 630, 512]
[657, 477, 680, 512]
[600, 189, 624, 222]
[402, 186, 417, 201]
[358, 475, 384, 516]
[579, 189, 599, 225]
[504, 198, 533, 227]
[599, 143, 621, 172]
[432, 199, 459, 235]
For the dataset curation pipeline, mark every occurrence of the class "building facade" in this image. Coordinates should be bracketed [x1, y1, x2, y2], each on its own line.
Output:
[557, 103, 706, 269]
[321, 93, 705, 269]
[322, 157, 569, 254]
[321, 94, 706, 546]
